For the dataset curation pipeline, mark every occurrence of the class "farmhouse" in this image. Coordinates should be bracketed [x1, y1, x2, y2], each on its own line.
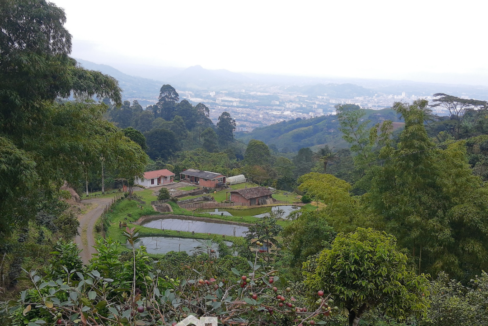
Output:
[180, 169, 226, 188]
[230, 187, 274, 206]
[135, 169, 175, 188]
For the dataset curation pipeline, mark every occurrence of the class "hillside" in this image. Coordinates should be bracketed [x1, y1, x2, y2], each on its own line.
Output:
[236, 108, 403, 152]
[76, 59, 162, 106]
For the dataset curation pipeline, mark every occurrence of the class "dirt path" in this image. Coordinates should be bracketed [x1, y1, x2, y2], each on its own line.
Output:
[74, 197, 113, 265]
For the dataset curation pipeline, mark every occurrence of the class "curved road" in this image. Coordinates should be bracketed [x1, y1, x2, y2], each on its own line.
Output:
[74, 197, 114, 264]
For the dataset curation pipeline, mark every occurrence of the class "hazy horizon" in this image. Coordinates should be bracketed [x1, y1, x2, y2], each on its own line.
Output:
[52, 0, 488, 87]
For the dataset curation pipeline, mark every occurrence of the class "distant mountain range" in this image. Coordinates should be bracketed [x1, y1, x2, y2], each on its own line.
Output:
[77, 58, 488, 109]
[76, 59, 162, 107]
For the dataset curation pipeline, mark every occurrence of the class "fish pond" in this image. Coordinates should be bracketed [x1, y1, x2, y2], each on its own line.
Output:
[197, 205, 301, 219]
[142, 218, 249, 236]
[131, 236, 232, 255]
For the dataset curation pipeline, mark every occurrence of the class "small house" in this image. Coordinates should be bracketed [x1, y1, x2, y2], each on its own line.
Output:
[135, 169, 175, 188]
[230, 187, 274, 206]
[180, 169, 226, 188]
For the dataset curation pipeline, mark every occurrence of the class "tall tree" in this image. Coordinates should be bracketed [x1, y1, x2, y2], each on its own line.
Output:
[145, 128, 180, 160]
[0, 0, 124, 240]
[368, 100, 488, 280]
[123, 127, 147, 150]
[293, 147, 315, 177]
[171, 115, 188, 138]
[244, 140, 271, 166]
[201, 127, 219, 153]
[217, 112, 236, 147]
[430, 93, 488, 139]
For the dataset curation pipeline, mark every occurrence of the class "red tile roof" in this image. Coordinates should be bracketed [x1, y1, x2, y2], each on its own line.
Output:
[230, 187, 273, 200]
[143, 169, 175, 180]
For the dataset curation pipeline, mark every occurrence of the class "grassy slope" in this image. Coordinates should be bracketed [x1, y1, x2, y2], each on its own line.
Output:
[236, 108, 402, 151]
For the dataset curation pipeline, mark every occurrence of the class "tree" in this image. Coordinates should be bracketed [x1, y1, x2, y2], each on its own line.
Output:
[431, 93, 488, 139]
[195, 102, 210, 117]
[368, 100, 488, 280]
[157, 188, 170, 201]
[133, 110, 154, 133]
[293, 148, 315, 178]
[152, 84, 179, 120]
[145, 128, 180, 160]
[282, 210, 335, 270]
[303, 228, 429, 326]
[201, 127, 219, 153]
[123, 127, 147, 150]
[245, 215, 283, 265]
[244, 140, 271, 166]
[217, 112, 236, 146]
[298, 173, 376, 232]
[317, 145, 337, 173]
[170, 115, 188, 138]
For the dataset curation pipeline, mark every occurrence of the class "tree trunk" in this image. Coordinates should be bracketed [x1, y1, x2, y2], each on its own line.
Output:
[323, 159, 328, 173]
[349, 304, 367, 326]
[101, 158, 105, 194]
[85, 175, 89, 196]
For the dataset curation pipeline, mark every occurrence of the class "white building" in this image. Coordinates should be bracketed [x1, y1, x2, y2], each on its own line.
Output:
[135, 169, 175, 188]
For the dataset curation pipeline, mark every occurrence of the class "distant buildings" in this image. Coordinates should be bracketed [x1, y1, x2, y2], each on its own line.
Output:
[230, 187, 274, 206]
[180, 169, 226, 188]
[135, 169, 174, 188]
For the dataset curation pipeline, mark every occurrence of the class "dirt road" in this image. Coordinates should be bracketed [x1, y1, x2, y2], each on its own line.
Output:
[74, 197, 113, 265]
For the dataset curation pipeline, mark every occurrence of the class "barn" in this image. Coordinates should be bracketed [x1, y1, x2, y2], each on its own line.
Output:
[135, 169, 175, 188]
[230, 187, 274, 206]
[180, 169, 226, 188]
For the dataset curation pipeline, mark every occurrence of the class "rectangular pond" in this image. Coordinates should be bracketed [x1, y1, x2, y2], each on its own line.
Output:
[132, 236, 233, 255]
[142, 218, 249, 237]
[198, 205, 301, 219]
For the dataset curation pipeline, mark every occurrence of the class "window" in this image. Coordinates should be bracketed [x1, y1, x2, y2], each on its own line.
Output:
[151, 179, 154, 185]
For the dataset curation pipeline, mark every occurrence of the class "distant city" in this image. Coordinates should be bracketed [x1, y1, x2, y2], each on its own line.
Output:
[77, 59, 488, 132]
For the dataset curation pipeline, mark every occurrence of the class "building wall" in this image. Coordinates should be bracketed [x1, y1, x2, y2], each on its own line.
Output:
[230, 193, 250, 205]
[199, 179, 219, 188]
[135, 176, 173, 188]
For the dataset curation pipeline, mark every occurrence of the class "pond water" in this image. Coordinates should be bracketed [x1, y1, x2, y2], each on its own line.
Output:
[132, 236, 233, 255]
[199, 205, 300, 219]
[142, 218, 249, 236]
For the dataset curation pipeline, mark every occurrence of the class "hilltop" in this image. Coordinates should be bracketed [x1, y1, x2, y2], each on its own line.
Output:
[236, 108, 403, 152]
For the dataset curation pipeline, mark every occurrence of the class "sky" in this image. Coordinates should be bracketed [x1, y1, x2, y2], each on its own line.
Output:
[52, 0, 488, 84]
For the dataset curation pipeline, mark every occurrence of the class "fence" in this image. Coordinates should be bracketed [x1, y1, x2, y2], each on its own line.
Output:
[179, 202, 245, 210]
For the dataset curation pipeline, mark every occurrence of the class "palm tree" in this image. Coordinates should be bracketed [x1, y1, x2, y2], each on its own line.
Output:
[317, 146, 337, 173]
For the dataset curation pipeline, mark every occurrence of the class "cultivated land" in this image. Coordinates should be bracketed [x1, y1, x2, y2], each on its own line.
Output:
[81, 183, 313, 257]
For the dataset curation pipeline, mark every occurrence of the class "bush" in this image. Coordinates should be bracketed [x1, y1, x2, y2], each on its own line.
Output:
[301, 194, 312, 203]
[158, 188, 170, 201]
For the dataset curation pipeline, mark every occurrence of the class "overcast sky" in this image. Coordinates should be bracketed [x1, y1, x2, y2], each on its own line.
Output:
[52, 0, 488, 83]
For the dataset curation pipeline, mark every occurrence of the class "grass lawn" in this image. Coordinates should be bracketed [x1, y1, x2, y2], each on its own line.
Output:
[81, 190, 125, 200]
[179, 186, 199, 191]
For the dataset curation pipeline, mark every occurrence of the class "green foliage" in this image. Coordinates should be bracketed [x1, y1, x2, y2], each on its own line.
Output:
[367, 101, 488, 280]
[237, 109, 401, 152]
[300, 194, 312, 203]
[304, 228, 429, 326]
[217, 111, 236, 146]
[298, 173, 375, 232]
[157, 188, 170, 201]
[244, 140, 271, 166]
[201, 127, 219, 153]
[145, 128, 180, 160]
[293, 147, 315, 178]
[283, 210, 335, 269]
[123, 127, 147, 150]
[171, 115, 188, 138]
[49, 240, 82, 279]
[421, 272, 488, 326]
